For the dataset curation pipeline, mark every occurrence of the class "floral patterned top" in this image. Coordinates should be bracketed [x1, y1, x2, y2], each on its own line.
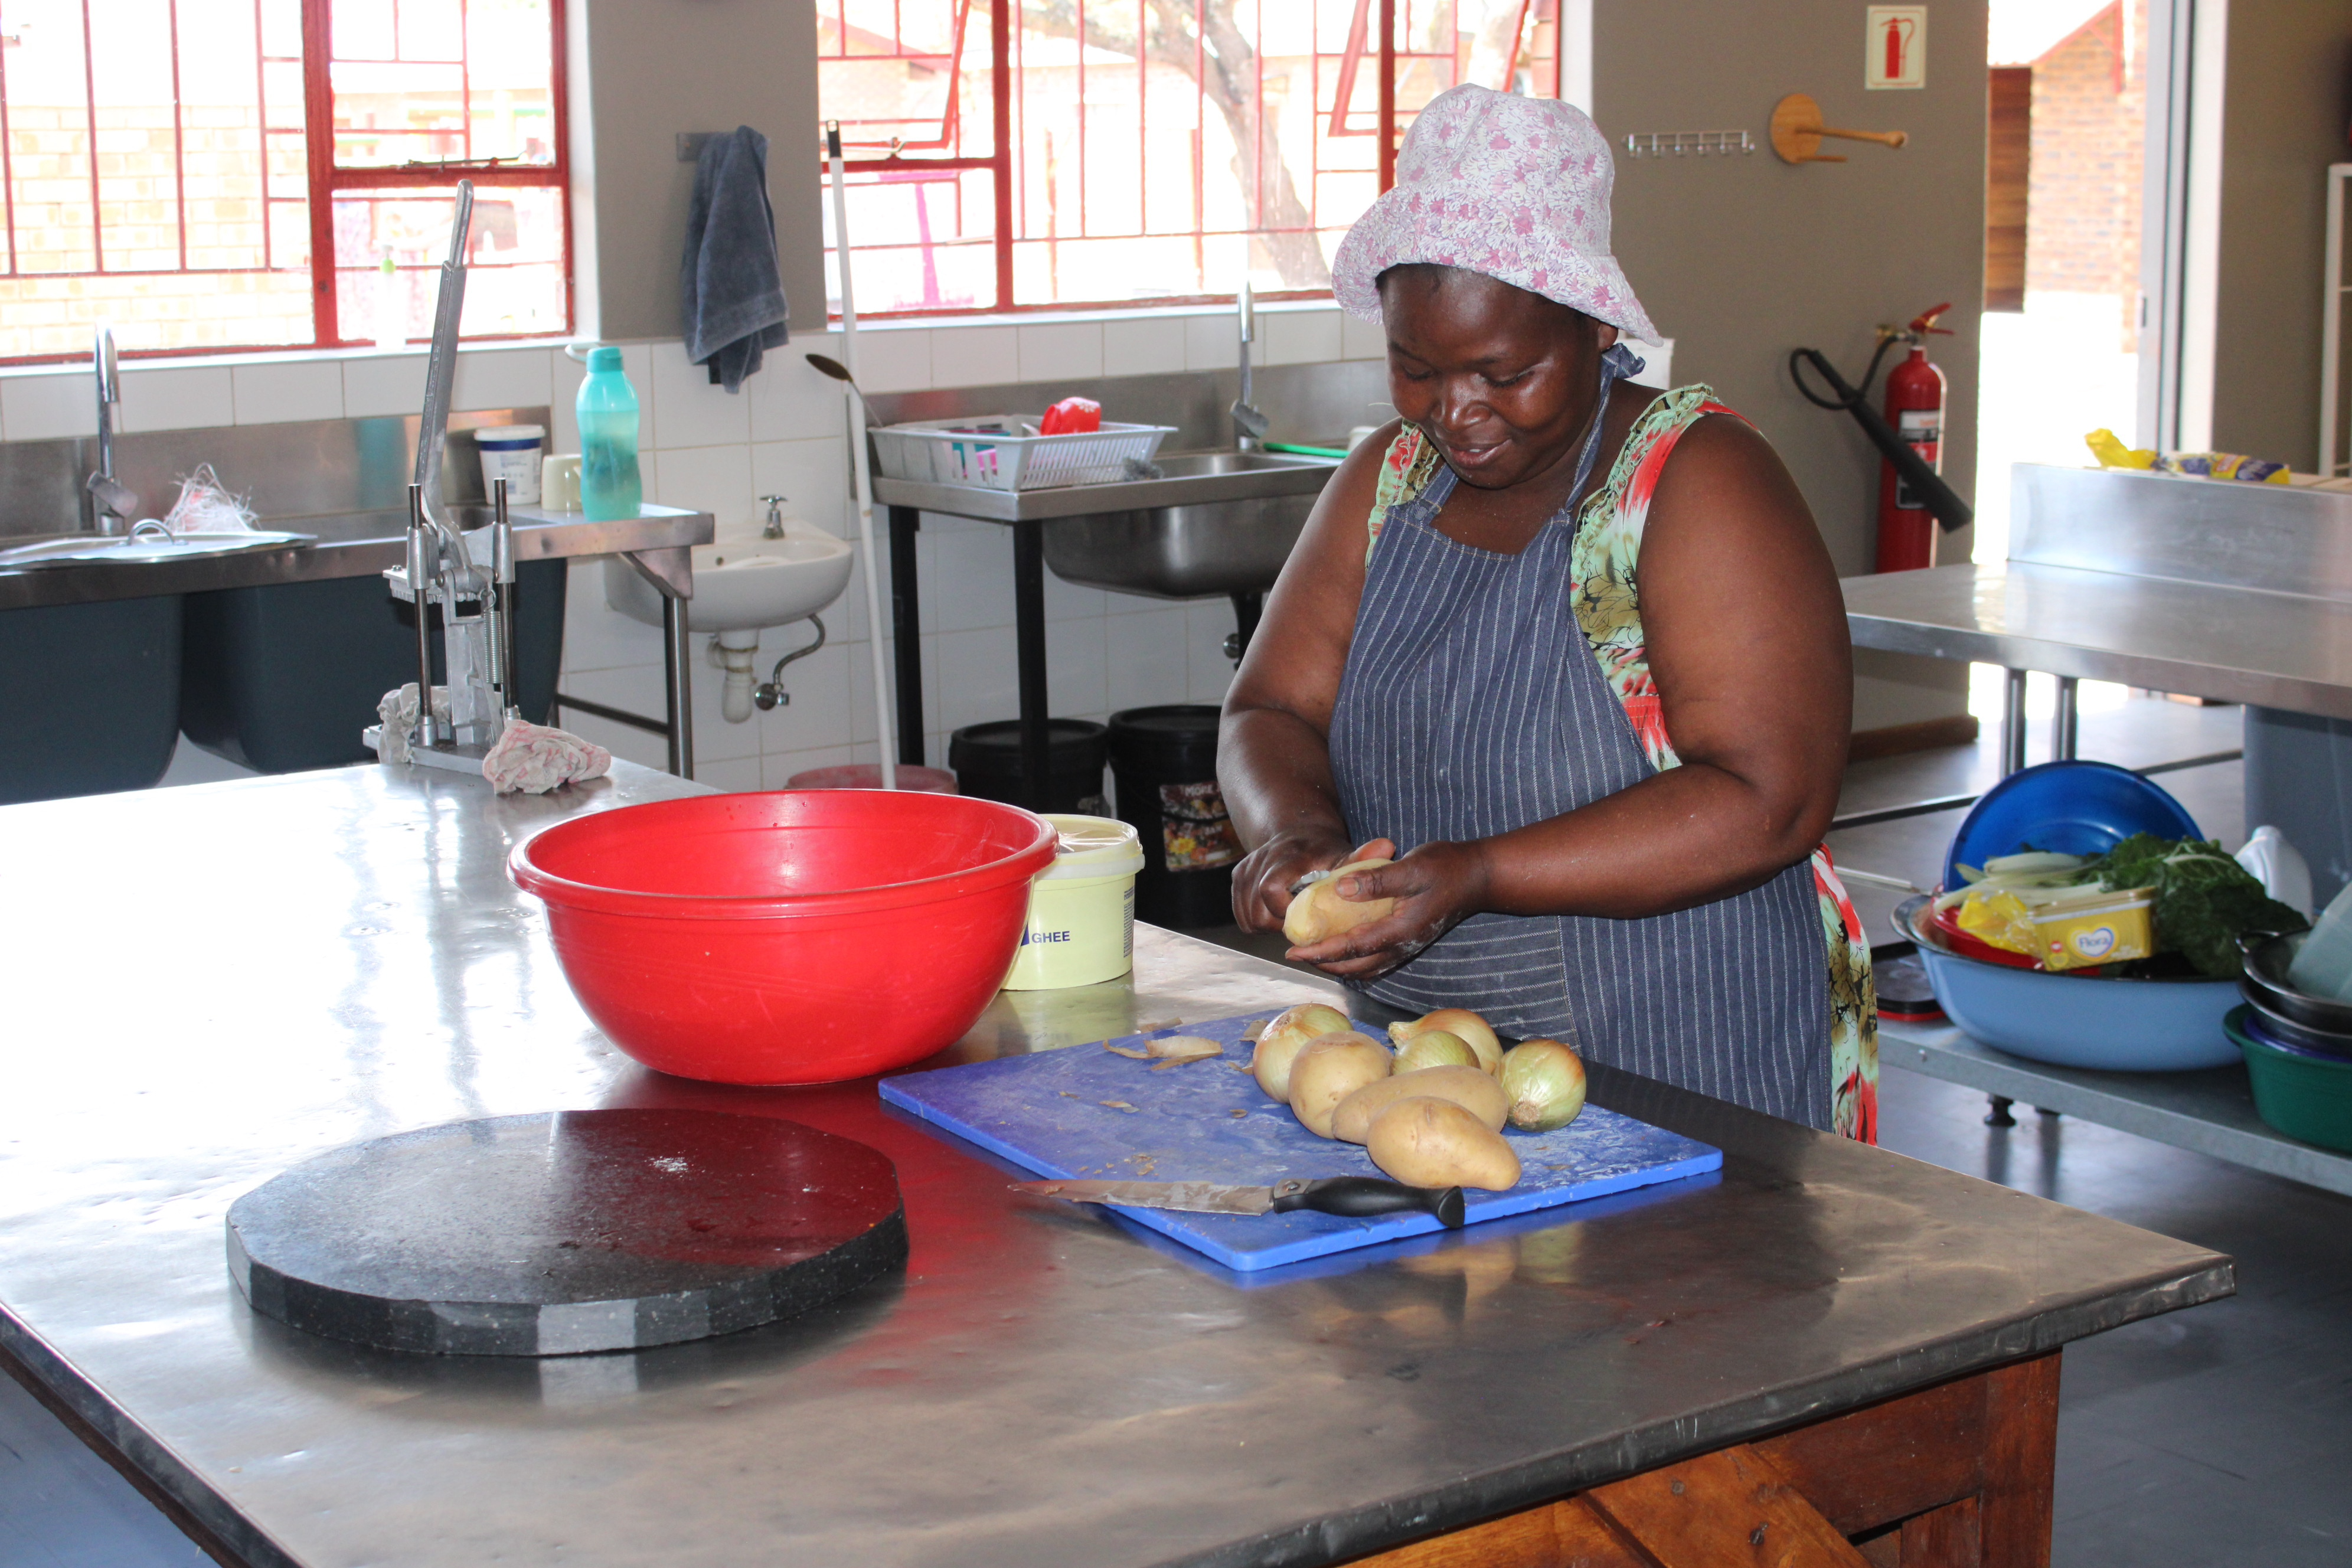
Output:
[1366, 387, 1880, 1142]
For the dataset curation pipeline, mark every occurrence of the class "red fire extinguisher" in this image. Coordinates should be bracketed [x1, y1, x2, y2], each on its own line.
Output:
[1875, 303, 1952, 573]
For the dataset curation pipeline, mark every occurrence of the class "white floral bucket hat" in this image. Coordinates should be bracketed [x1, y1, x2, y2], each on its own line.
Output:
[1331, 84, 1661, 345]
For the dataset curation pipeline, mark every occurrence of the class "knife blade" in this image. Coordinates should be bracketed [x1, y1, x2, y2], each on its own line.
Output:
[1013, 1175, 1465, 1228]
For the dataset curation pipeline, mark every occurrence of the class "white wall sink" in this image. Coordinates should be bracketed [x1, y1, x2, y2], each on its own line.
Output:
[605, 518, 852, 633]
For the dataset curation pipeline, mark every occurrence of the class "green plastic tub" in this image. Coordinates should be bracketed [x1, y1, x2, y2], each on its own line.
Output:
[2226, 1006, 2352, 1153]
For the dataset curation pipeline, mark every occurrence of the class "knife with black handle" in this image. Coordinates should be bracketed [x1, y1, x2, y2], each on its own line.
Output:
[1013, 1175, 1466, 1229]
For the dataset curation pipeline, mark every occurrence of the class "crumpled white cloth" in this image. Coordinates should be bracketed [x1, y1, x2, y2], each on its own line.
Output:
[482, 717, 612, 795]
[373, 684, 451, 765]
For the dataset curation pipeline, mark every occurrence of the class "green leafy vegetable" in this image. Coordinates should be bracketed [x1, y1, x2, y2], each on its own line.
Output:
[2072, 834, 2308, 977]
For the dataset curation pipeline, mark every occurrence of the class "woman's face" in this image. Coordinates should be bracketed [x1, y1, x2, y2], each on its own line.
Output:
[1378, 265, 1617, 491]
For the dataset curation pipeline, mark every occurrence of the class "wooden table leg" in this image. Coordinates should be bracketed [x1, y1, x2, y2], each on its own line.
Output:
[1341, 1353, 2063, 1568]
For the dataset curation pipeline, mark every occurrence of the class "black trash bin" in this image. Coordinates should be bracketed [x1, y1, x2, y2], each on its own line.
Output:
[948, 718, 1109, 814]
[1108, 705, 1239, 929]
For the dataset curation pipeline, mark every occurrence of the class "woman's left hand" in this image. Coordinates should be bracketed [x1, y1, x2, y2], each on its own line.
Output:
[1286, 839, 1492, 979]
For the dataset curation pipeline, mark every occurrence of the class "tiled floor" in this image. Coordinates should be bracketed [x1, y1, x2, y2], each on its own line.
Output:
[6, 695, 2343, 1566]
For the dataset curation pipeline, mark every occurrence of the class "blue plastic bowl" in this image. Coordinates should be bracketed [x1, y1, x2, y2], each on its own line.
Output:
[1896, 896, 2239, 1071]
[1943, 760, 2200, 892]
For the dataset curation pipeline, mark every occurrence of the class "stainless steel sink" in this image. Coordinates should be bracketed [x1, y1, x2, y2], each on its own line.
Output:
[867, 447, 1339, 599]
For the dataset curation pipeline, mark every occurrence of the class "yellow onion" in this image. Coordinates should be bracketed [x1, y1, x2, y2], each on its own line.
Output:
[1250, 1003, 1351, 1101]
[1389, 1009, 1503, 1075]
[1500, 1038, 1587, 1132]
[1393, 1029, 1476, 1073]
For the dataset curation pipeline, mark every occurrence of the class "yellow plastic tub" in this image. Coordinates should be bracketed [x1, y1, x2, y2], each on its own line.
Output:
[1001, 814, 1146, 991]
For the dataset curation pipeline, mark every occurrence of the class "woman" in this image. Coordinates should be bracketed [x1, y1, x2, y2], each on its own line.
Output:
[1221, 86, 1876, 1139]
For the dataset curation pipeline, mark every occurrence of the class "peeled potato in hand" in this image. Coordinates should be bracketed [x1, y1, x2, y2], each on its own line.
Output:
[1283, 859, 1396, 946]
[1367, 1096, 1521, 1190]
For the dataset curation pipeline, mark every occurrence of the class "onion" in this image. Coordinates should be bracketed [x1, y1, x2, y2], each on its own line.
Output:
[1500, 1038, 1587, 1132]
[1389, 1009, 1503, 1075]
[1393, 1029, 1476, 1072]
[1250, 1003, 1351, 1101]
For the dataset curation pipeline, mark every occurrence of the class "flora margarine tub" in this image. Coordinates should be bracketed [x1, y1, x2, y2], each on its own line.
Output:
[1003, 814, 1146, 991]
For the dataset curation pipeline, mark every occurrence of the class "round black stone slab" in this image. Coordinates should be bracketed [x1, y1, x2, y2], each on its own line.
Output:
[227, 1110, 906, 1357]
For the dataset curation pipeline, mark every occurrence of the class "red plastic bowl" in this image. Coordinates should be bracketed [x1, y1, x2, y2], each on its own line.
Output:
[509, 790, 1055, 1084]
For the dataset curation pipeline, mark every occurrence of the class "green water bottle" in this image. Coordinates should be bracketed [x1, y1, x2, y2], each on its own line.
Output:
[576, 345, 642, 521]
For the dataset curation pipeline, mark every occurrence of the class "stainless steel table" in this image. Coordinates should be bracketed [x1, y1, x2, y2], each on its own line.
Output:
[1843, 560, 2352, 722]
[1881, 1020, 2352, 1198]
[0, 764, 2229, 1567]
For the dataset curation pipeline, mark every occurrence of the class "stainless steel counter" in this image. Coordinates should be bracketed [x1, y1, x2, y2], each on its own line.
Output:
[870, 450, 1336, 522]
[1843, 561, 2352, 720]
[0, 503, 713, 613]
[0, 763, 2231, 1568]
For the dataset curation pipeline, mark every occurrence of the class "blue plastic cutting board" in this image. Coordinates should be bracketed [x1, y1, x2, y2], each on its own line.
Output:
[879, 1011, 1721, 1271]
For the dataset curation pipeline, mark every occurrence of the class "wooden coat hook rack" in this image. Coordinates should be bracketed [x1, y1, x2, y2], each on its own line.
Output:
[1769, 93, 1907, 164]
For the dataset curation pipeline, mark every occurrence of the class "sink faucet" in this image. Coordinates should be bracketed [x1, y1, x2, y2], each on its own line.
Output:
[1231, 281, 1268, 452]
[761, 494, 788, 539]
[87, 325, 137, 533]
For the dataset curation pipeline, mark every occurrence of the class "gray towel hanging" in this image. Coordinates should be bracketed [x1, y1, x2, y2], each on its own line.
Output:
[682, 125, 789, 393]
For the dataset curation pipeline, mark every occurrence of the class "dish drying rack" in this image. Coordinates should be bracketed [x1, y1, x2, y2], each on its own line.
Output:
[870, 417, 1175, 492]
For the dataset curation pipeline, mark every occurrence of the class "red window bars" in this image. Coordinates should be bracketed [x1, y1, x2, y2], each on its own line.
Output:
[0, 0, 569, 365]
[815, 0, 1562, 318]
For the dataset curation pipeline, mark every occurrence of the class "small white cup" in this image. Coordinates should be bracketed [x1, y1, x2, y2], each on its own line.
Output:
[540, 453, 582, 511]
[476, 424, 545, 505]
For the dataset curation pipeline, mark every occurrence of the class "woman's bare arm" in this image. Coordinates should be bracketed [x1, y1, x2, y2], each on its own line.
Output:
[1289, 414, 1853, 976]
[1219, 420, 1404, 932]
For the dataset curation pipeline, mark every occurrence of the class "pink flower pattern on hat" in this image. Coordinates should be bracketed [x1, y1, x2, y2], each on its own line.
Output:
[1331, 84, 1660, 345]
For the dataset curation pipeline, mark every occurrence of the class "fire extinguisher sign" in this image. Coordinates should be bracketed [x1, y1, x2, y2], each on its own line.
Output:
[1866, 5, 1928, 90]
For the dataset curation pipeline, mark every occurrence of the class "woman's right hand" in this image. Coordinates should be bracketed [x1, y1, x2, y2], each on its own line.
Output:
[1231, 831, 1391, 935]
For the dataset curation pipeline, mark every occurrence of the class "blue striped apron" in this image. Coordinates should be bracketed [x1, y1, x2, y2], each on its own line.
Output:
[1325, 411, 1833, 1128]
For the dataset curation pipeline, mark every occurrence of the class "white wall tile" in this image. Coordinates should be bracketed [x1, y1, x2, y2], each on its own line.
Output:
[926, 524, 1014, 633]
[932, 624, 1018, 734]
[646, 443, 753, 529]
[563, 560, 665, 672]
[930, 325, 1019, 390]
[749, 332, 851, 441]
[648, 341, 750, 449]
[232, 360, 344, 424]
[1042, 569, 1104, 623]
[757, 638, 853, 754]
[854, 328, 932, 394]
[1046, 613, 1108, 716]
[1262, 308, 1343, 368]
[1017, 320, 1103, 383]
[117, 365, 233, 433]
[695, 756, 765, 793]
[453, 347, 554, 413]
[1101, 316, 1187, 377]
[1185, 312, 1238, 372]
[1186, 599, 1239, 704]
[1340, 310, 1387, 362]
[342, 354, 430, 419]
[750, 437, 850, 546]
[1103, 606, 1191, 713]
[2, 373, 96, 440]
[550, 347, 587, 452]
[851, 625, 921, 749]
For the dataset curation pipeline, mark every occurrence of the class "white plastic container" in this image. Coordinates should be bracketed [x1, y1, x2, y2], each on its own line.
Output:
[870, 416, 1175, 492]
[476, 424, 545, 504]
[1001, 814, 1146, 991]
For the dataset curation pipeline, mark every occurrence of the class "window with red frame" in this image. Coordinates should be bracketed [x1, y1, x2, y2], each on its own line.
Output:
[0, 0, 569, 364]
[814, 0, 1563, 317]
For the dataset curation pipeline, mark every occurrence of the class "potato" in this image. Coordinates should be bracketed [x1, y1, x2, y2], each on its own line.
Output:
[1330, 1064, 1508, 1144]
[1286, 1032, 1393, 1138]
[1367, 1096, 1521, 1190]
[1249, 1003, 1352, 1102]
[1282, 859, 1396, 946]
[1389, 1008, 1504, 1076]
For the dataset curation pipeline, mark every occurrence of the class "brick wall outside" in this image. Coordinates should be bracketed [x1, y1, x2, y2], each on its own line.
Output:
[2026, 0, 2147, 347]
[4, 102, 310, 358]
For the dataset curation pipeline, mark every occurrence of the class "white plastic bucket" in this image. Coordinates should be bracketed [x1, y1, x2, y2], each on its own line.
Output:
[1002, 814, 1145, 991]
[477, 424, 546, 504]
